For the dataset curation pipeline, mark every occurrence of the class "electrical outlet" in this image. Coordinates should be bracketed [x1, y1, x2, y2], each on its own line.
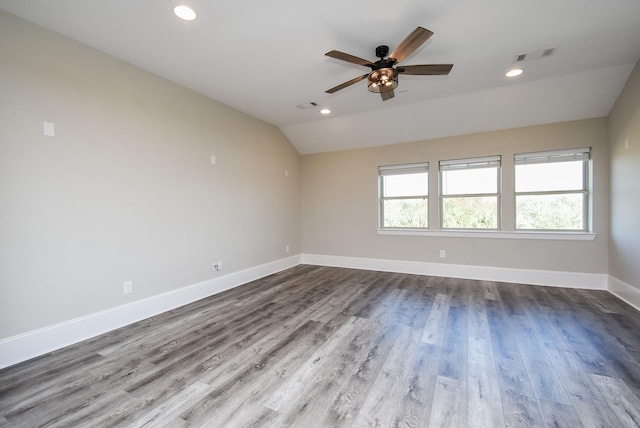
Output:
[285, 245, 290, 253]
[213, 260, 223, 271]
[439, 250, 446, 258]
[123, 281, 133, 294]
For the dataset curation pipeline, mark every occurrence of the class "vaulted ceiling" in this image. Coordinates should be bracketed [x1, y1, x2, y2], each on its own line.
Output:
[2, 0, 640, 154]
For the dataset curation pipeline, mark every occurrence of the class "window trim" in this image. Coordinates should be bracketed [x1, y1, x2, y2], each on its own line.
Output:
[376, 228, 596, 241]
[375, 149, 596, 241]
[378, 162, 429, 230]
[439, 155, 502, 230]
[514, 147, 591, 232]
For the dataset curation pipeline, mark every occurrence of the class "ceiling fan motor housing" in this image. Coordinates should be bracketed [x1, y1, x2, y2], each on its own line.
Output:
[375, 45, 390, 59]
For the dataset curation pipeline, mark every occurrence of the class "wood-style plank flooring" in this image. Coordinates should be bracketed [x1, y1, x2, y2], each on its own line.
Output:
[2, 265, 640, 427]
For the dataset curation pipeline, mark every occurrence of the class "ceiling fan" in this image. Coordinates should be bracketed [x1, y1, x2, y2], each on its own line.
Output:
[325, 27, 453, 101]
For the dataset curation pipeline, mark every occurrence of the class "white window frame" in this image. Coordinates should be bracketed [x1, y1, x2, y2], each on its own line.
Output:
[514, 147, 591, 232]
[378, 162, 429, 230]
[439, 156, 501, 230]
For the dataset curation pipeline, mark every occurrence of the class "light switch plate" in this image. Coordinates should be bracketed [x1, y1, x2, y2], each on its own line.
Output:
[43, 121, 55, 137]
[123, 281, 133, 294]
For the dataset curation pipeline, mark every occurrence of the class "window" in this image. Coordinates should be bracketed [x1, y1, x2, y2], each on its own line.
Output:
[515, 147, 590, 231]
[440, 156, 501, 229]
[379, 163, 429, 228]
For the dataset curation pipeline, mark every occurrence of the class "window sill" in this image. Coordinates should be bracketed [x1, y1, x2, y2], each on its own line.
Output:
[377, 228, 596, 241]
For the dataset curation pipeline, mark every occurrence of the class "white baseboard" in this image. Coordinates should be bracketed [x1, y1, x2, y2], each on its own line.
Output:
[607, 276, 640, 311]
[4, 254, 632, 370]
[301, 253, 608, 290]
[0, 255, 302, 370]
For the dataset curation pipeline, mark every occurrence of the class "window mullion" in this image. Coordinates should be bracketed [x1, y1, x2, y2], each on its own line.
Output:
[383, 195, 429, 201]
[515, 189, 586, 197]
[441, 192, 499, 199]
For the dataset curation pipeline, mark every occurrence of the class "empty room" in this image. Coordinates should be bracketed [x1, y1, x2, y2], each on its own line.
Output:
[1, 1, 640, 427]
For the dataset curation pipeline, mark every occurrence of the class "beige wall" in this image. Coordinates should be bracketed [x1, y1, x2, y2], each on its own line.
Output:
[1, 8, 634, 342]
[608, 61, 640, 291]
[0, 12, 300, 338]
[301, 118, 609, 273]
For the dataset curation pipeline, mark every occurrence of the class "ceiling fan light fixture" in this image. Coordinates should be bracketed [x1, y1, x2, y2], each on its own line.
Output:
[368, 68, 398, 93]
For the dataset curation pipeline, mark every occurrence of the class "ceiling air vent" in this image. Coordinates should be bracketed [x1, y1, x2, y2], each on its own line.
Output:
[295, 102, 318, 110]
[514, 46, 557, 63]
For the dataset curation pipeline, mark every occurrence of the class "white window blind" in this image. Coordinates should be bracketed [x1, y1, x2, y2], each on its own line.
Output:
[515, 147, 590, 165]
[439, 156, 501, 171]
[379, 162, 429, 176]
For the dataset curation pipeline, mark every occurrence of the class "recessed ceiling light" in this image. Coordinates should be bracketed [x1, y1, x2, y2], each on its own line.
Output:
[320, 108, 331, 115]
[174, 5, 197, 21]
[505, 68, 524, 78]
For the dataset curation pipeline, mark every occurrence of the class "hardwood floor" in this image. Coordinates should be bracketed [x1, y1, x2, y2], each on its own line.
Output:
[2, 265, 640, 427]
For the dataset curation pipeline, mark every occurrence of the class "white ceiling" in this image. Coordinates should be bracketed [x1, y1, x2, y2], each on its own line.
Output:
[2, 0, 640, 154]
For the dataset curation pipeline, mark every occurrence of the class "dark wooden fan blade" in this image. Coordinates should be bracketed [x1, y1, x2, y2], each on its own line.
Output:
[325, 50, 374, 67]
[389, 27, 434, 63]
[325, 74, 369, 93]
[380, 89, 395, 101]
[397, 64, 453, 75]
